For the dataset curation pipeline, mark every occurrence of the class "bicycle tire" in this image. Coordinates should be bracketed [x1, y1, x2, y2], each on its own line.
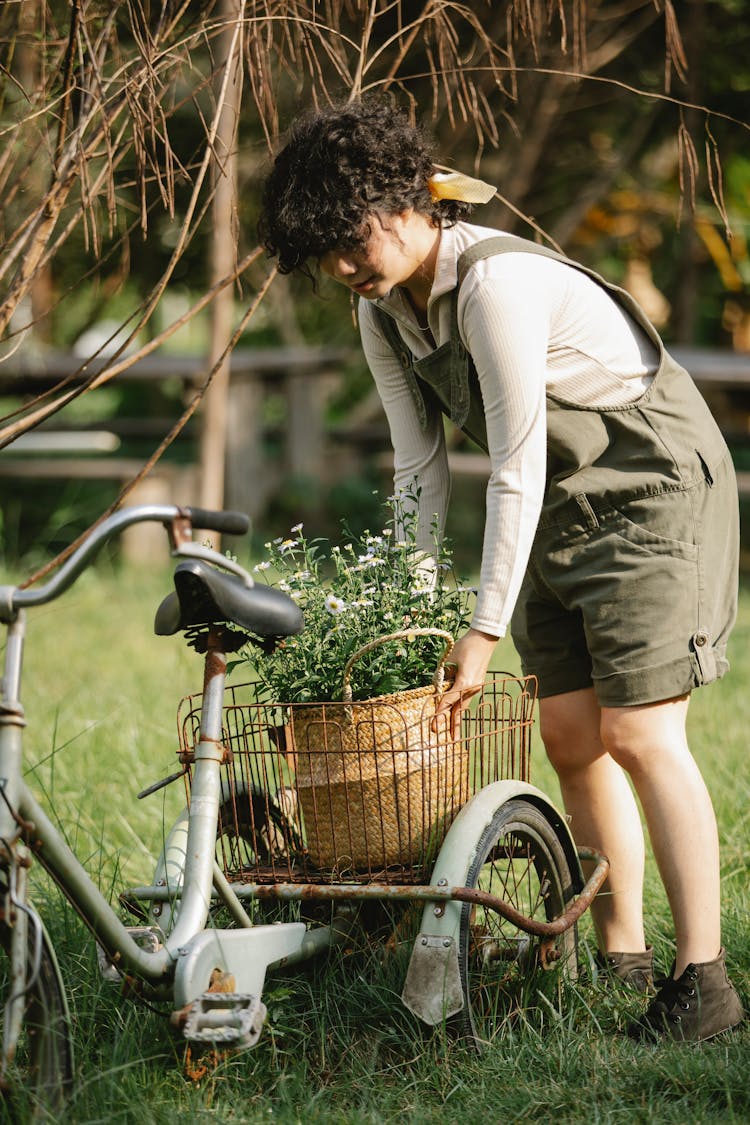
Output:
[454, 798, 578, 1046]
[214, 792, 324, 927]
[0, 914, 73, 1116]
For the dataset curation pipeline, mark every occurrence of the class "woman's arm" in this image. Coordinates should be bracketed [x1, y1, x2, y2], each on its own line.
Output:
[434, 257, 551, 726]
[458, 257, 550, 635]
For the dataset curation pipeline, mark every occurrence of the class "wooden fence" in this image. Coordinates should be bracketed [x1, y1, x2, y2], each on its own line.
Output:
[1, 344, 749, 560]
[0, 346, 349, 559]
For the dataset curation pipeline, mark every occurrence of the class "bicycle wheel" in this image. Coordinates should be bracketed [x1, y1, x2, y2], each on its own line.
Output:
[0, 913, 73, 1116]
[216, 786, 303, 879]
[215, 790, 326, 927]
[455, 798, 578, 1046]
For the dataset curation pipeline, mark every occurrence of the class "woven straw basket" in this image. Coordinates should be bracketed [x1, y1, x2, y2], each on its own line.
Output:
[291, 629, 469, 872]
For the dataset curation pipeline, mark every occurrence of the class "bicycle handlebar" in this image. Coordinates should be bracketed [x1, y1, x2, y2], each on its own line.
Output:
[181, 506, 250, 536]
[0, 504, 250, 621]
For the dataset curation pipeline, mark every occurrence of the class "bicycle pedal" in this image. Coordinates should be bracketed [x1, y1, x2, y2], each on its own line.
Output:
[180, 993, 267, 1049]
[97, 926, 163, 982]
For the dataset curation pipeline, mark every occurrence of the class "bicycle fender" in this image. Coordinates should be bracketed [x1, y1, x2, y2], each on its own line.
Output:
[150, 806, 190, 934]
[402, 781, 581, 1025]
[149, 781, 242, 933]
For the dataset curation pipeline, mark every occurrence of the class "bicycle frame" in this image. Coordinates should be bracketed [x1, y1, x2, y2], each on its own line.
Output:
[4, 626, 349, 996]
[0, 504, 325, 1062]
[2, 620, 222, 986]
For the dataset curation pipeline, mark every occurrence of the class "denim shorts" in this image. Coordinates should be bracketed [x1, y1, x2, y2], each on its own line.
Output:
[511, 453, 740, 708]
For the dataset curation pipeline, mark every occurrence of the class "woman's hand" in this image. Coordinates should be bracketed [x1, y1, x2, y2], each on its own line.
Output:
[433, 627, 499, 734]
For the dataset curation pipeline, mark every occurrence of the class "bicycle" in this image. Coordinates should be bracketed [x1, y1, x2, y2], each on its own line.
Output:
[0, 504, 609, 1114]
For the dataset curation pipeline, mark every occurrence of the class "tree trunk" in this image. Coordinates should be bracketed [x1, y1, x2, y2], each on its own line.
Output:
[198, 0, 243, 517]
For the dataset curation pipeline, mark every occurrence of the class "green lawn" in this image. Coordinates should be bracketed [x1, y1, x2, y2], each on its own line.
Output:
[6, 560, 750, 1124]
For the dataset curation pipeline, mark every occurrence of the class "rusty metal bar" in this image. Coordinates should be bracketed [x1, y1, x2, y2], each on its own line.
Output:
[126, 846, 609, 939]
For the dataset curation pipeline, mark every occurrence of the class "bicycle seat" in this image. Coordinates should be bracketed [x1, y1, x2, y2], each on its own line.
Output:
[154, 559, 303, 638]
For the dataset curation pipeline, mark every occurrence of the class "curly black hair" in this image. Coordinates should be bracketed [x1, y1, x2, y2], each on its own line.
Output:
[258, 97, 473, 277]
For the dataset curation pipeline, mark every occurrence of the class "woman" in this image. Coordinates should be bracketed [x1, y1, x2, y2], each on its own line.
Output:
[259, 98, 744, 1041]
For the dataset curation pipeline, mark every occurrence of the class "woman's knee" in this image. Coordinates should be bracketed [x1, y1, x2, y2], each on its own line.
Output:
[599, 696, 690, 774]
[539, 688, 603, 773]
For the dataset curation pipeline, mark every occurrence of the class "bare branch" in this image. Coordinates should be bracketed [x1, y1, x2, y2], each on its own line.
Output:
[19, 261, 277, 589]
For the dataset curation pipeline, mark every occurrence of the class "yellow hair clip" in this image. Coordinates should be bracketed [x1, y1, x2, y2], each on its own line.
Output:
[426, 170, 497, 205]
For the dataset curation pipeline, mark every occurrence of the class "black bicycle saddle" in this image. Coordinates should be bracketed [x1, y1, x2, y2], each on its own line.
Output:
[154, 558, 303, 638]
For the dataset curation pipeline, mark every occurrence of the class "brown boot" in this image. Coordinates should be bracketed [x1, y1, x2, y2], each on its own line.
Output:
[628, 948, 745, 1042]
[595, 946, 654, 993]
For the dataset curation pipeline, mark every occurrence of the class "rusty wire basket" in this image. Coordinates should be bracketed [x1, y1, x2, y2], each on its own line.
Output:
[177, 669, 537, 886]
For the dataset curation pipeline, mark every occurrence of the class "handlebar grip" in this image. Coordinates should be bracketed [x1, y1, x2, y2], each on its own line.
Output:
[182, 507, 250, 536]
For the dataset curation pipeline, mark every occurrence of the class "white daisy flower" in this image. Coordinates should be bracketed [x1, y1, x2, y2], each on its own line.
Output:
[325, 594, 347, 615]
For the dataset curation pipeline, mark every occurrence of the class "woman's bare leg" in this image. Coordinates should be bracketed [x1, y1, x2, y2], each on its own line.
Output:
[542, 688, 722, 976]
[600, 696, 721, 976]
[540, 688, 647, 953]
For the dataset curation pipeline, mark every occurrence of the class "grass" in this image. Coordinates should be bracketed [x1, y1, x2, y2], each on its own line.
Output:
[3, 559, 750, 1124]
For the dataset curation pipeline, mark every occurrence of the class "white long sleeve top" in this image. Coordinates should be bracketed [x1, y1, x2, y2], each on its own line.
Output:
[359, 222, 660, 637]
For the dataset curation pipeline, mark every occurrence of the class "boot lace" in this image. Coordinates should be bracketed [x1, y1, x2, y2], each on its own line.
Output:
[646, 968, 698, 1026]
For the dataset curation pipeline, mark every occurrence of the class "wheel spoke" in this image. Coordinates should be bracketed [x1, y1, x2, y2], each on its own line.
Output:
[454, 799, 578, 1046]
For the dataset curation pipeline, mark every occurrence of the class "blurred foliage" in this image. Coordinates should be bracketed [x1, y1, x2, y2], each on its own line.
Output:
[1, 2, 749, 563]
[2, 2, 748, 355]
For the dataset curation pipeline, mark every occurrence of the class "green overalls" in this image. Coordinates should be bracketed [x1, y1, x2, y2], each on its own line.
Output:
[374, 236, 739, 706]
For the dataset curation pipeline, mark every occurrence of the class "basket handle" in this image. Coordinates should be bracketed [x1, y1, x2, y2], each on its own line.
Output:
[341, 628, 455, 704]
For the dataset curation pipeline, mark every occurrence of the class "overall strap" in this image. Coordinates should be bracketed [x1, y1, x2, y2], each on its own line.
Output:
[372, 305, 431, 429]
[371, 241, 534, 432]
[456, 234, 563, 287]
